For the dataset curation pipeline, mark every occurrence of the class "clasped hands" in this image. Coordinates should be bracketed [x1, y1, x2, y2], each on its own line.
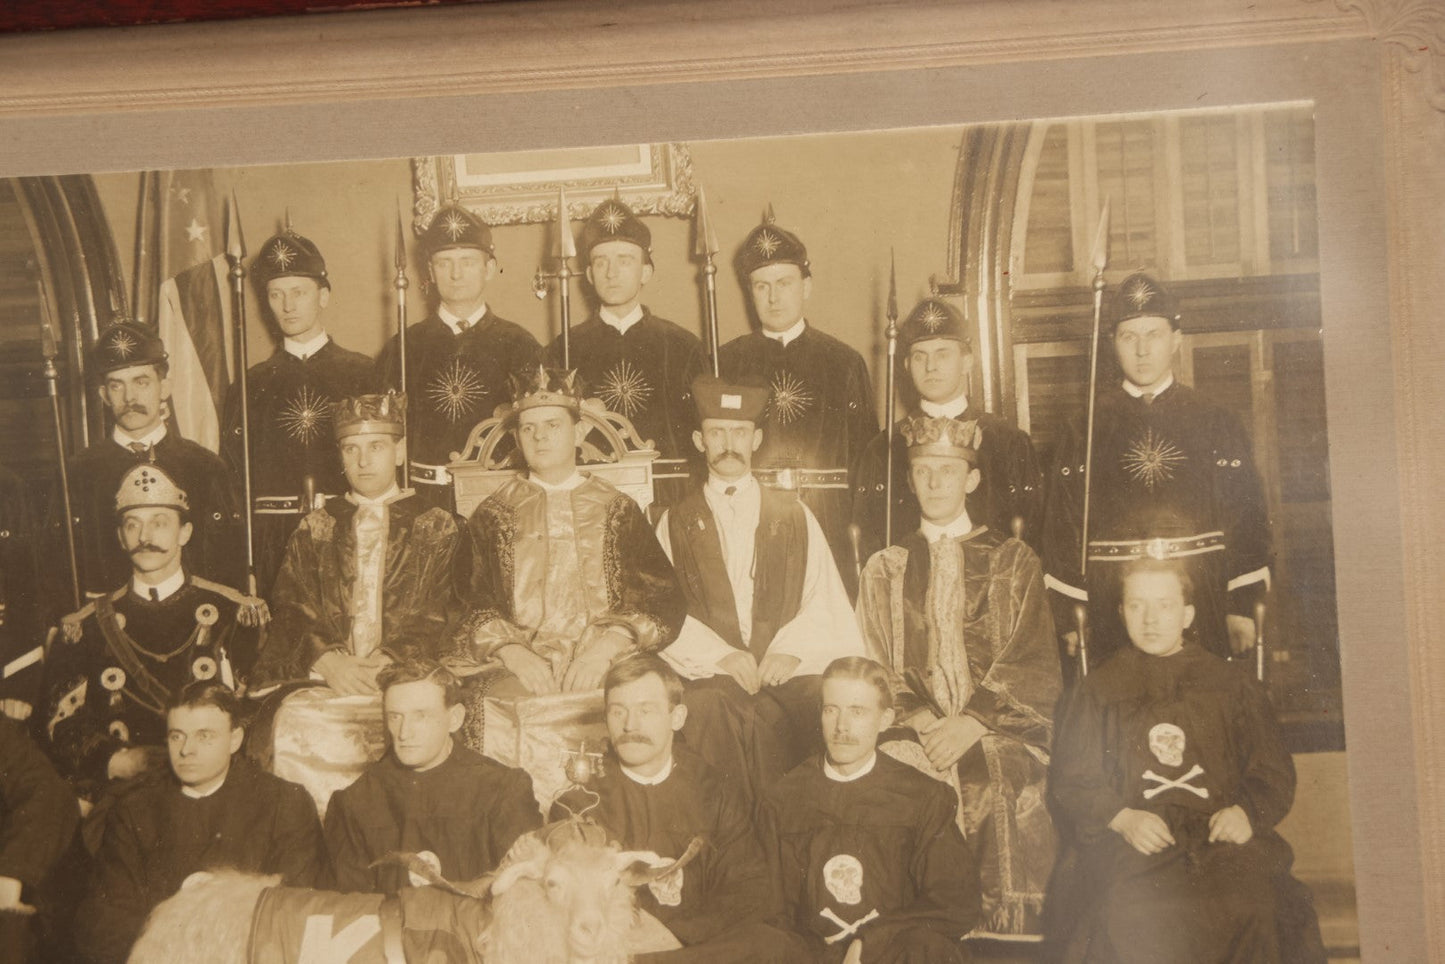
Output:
[497, 628, 635, 695]
[715, 651, 801, 695]
[1109, 804, 1254, 855]
[906, 710, 988, 771]
[314, 649, 393, 696]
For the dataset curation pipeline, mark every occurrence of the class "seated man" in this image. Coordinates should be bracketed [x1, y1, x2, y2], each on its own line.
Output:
[74, 681, 323, 964]
[325, 658, 539, 894]
[457, 365, 685, 696]
[251, 392, 464, 696]
[657, 374, 863, 806]
[761, 657, 979, 964]
[552, 654, 804, 963]
[856, 415, 1061, 935]
[42, 465, 263, 795]
[1048, 557, 1325, 964]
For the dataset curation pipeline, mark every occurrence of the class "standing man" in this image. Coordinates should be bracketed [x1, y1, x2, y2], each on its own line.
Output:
[657, 374, 863, 806]
[1040, 272, 1272, 668]
[250, 392, 465, 696]
[41, 464, 264, 793]
[856, 415, 1061, 936]
[761, 657, 979, 963]
[376, 204, 541, 510]
[719, 210, 877, 596]
[325, 658, 539, 894]
[551, 654, 803, 962]
[546, 196, 708, 506]
[62, 322, 243, 597]
[853, 297, 1043, 562]
[457, 366, 685, 696]
[73, 681, 324, 964]
[222, 227, 375, 600]
[0, 465, 41, 721]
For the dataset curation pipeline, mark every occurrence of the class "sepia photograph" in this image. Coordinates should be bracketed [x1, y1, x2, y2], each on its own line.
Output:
[0, 1, 1439, 962]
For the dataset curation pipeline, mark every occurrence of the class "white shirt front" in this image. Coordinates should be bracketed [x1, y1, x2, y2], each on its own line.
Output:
[620, 754, 675, 786]
[530, 471, 586, 493]
[1122, 373, 1174, 398]
[920, 393, 970, 420]
[283, 330, 329, 360]
[113, 422, 168, 450]
[599, 305, 645, 336]
[920, 510, 978, 544]
[762, 318, 807, 348]
[438, 303, 489, 336]
[823, 752, 877, 783]
[132, 567, 185, 602]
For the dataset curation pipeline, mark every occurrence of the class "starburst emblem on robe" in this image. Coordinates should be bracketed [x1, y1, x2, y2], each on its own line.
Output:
[110, 330, 137, 359]
[428, 359, 485, 423]
[598, 359, 653, 418]
[269, 242, 297, 270]
[768, 370, 814, 425]
[1123, 275, 1157, 310]
[598, 202, 626, 234]
[920, 304, 947, 332]
[442, 211, 468, 241]
[278, 386, 328, 444]
[1122, 428, 1186, 489]
[753, 230, 782, 258]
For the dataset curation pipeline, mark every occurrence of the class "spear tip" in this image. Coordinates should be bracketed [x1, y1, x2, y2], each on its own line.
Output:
[693, 188, 719, 258]
[557, 186, 577, 260]
[394, 204, 407, 271]
[225, 191, 247, 261]
[1090, 196, 1112, 275]
[886, 248, 898, 323]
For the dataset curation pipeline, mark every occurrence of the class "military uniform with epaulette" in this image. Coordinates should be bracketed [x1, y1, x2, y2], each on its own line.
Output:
[221, 229, 376, 599]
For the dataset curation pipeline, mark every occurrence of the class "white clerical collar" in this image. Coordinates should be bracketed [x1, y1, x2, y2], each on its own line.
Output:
[599, 305, 644, 336]
[349, 484, 401, 507]
[133, 567, 185, 602]
[762, 318, 807, 347]
[114, 422, 167, 450]
[283, 330, 329, 360]
[620, 754, 674, 786]
[823, 752, 877, 782]
[531, 471, 585, 492]
[920, 393, 970, 420]
[180, 769, 229, 799]
[706, 473, 756, 499]
[920, 510, 976, 543]
[438, 303, 488, 335]
[1123, 373, 1174, 398]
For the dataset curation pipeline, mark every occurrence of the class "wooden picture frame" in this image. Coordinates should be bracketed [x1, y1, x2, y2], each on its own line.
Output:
[0, 1, 1440, 958]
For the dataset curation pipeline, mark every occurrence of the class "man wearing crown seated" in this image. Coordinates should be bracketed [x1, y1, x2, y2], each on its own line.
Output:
[856, 414, 1061, 936]
[41, 464, 263, 795]
[376, 204, 541, 513]
[656, 374, 864, 808]
[545, 196, 708, 509]
[457, 366, 686, 696]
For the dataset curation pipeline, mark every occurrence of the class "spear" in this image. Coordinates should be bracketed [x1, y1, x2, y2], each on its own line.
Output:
[694, 188, 721, 376]
[223, 192, 258, 597]
[35, 271, 80, 611]
[1077, 198, 1111, 677]
[394, 206, 411, 488]
[884, 249, 899, 547]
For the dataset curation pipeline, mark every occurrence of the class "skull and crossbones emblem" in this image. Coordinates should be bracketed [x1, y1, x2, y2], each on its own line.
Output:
[1142, 722, 1209, 800]
[820, 854, 878, 945]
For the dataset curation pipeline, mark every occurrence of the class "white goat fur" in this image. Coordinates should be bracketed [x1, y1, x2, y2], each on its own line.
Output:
[128, 870, 280, 964]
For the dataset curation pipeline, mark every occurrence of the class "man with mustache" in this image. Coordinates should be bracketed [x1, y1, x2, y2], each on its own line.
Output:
[59, 321, 243, 599]
[221, 226, 375, 599]
[855, 414, 1060, 937]
[760, 656, 978, 964]
[545, 196, 707, 507]
[40, 465, 264, 794]
[551, 654, 804, 962]
[376, 204, 541, 512]
[656, 375, 863, 810]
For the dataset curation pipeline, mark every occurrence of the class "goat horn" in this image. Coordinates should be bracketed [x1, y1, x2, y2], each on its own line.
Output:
[370, 852, 490, 900]
[618, 835, 708, 885]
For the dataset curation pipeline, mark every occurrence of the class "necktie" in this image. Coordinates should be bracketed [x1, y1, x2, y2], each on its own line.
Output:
[129, 442, 148, 454]
[724, 485, 737, 497]
[350, 505, 387, 658]
[149, 587, 160, 602]
[1142, 392, 1155, 405]
[458, 317, 473, 333]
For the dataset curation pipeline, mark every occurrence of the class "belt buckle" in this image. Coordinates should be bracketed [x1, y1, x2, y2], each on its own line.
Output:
[774, 467, 799, 491]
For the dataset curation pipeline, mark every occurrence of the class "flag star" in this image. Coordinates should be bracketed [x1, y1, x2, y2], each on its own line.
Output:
[172, 185, 192, 204]
[753, 230, 781, 258]
[185, 218, 207, 243]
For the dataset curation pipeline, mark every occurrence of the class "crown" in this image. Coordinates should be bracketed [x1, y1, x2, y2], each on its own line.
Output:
[900, 415, 982, 463]
[507, 365, 583, 416]
[332, 392, 407, 440]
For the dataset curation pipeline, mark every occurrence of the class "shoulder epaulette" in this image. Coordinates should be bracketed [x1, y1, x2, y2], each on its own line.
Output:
[190, 576, 251, 605]
[191, 576, 271, 629]
[58, 587, 125, 643]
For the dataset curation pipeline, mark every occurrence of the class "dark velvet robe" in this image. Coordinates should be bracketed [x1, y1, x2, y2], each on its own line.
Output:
[250, 493, 465, 688]
[73, 758, 323, 964]
[0, 717, 78, 908]
[551, 747, 785, 957]
[546, 310, 708, 507]
[852, 410, 1044, 560]
[0, 467, 41, 706]
[719, 325, 877, 595]
[57, 434, 243, 598]
[42, 575, 262, 788]
[375, 312, 541, 510]
[221, 340, 377, 598]
[324, 743, 539, 894]
[1048, 645, 1323, 964]
[1040, 381, 1272, 664]
[857, 527, 1061, 934]
[760, 753, 978, 964]
[457, 475, 685, 668]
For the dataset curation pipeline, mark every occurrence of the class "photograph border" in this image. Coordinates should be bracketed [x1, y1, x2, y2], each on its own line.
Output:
[0, 1, 1440, 959]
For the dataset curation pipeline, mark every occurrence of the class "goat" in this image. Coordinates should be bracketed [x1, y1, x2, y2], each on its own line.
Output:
[127, 818, 701, 964]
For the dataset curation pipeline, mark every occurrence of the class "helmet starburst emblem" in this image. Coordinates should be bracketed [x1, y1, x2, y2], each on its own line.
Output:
[110, 330, 137, 359]
[598, 203, 626, 234]
[1123, 276, 1156, 310]
[753, 230, 782, 258]
[269, 242, 297, 270]
[442, 211, 468, 242]
[920, 305, 947, 332]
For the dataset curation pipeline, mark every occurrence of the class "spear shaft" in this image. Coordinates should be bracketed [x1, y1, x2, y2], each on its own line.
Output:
[884, 250, 899, 547]
[556, 187, 576, 368]
[36, 274, 80, 610]
[694, 188, 721, 376]
[224, 193, 258, 596]
[1079, 199, 1111, 578]
[394, 209, 411, 489]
